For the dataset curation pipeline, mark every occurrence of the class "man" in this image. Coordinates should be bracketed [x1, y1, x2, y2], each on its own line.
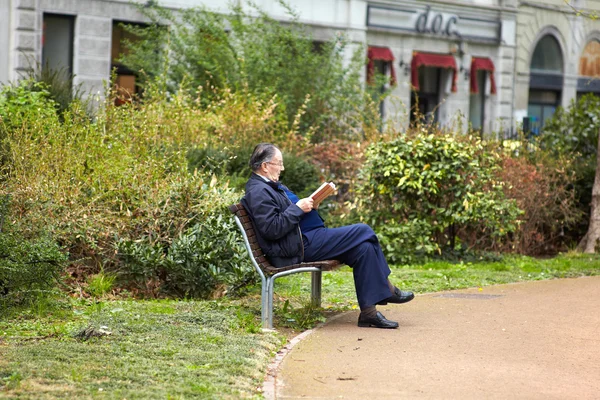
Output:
[241, 143, 414, 328]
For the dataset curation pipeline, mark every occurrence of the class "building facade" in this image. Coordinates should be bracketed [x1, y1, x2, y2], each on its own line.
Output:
[514, 0, 600, 135]
[1, 0, 599, 136]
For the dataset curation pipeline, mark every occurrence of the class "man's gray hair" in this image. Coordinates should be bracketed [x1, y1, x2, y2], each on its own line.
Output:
[249, 143, 279, 171]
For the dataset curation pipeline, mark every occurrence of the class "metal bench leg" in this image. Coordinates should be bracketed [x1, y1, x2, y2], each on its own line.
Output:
[266, 276, 276, 329]
[311, 270, 322, 307]
[260, 276, 270, 329]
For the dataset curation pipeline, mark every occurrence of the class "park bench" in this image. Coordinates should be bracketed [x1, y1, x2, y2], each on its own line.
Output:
[229, 203, 342, 329]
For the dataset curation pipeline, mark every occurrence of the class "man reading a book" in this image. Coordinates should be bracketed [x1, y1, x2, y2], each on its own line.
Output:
[241, 143, 414, 329]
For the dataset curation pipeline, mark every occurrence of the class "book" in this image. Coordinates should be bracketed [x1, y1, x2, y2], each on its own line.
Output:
[310, 182, 336, 207]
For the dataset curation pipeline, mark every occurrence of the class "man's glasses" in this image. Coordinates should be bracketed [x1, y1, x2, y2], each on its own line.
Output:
[266, 161, 284, 167]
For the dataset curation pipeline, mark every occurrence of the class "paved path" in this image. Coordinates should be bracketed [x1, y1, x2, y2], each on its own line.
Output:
[271, 276, 600, 399]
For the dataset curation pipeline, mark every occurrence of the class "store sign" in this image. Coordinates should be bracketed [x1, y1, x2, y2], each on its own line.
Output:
[367, 5, 501, 43]
[415, 7, 458, 37]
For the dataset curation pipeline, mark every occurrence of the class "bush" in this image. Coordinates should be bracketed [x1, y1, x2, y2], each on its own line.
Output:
[186, 145, 252, 190]
[0, 198, 67, 311]
[279, 152, 320, 197]
[116, 188, 255, 298]
[355, 130, 522, 262]
[118, 1, 377, 138]
[492, 153, 582, 255]
[539, 93, 600, 239]
[1, 81, 296, 298]
[186, 144, 321, 197]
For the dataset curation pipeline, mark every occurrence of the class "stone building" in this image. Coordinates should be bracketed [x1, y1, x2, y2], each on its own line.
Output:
[515, 0, 600, 134]
[0, 0, 599, 135]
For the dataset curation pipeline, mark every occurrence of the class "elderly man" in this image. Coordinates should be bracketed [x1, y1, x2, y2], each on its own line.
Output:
[241, 143, 414, 328]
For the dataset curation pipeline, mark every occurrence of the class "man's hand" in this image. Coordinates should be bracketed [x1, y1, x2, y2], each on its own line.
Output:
[296, 197, 314, 213]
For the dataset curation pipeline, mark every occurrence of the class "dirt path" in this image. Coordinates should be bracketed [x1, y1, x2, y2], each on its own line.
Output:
[272, 276, 600, 399]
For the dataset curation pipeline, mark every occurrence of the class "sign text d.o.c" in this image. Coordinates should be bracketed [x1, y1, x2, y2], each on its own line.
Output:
[415, 6, 459, 37]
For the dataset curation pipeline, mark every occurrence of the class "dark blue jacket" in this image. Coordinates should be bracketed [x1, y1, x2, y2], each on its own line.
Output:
[241, 173, 305, 268]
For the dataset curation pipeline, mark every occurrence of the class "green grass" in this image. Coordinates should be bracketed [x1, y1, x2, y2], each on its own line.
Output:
[0, 299, 283, 399]
[1, 253, 599, 398]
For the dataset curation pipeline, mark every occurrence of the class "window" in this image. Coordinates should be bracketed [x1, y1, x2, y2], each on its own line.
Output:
[468, 57, 496, 134]
[409, 52, 457, 125]
[411, 67, 440, 124]
[577, 40, 600, 96]
[42, 14, 75, 78]
[469, 70, 486, 131]
[528, 34, 563, 133]
[367, 47, 397, 119]
[531, 35, 563, 74]
[111, 21, 146, 105]
[527, 91, 558, 135]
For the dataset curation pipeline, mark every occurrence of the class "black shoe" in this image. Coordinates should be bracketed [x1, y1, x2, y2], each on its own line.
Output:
[377, 287, 415, 305]
[357, 311, 399, 329]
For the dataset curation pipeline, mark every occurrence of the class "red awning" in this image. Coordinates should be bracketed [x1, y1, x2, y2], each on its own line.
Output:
[411, 52, 458, 92]
[470, 57, 497, 94]
[367, 46, 397, 86]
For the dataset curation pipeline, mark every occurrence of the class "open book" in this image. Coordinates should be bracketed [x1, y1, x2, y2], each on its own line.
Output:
[310, 182, 336, 207]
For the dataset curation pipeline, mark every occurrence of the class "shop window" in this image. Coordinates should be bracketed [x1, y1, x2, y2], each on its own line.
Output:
[367, 47, 396, 118]
[111, 21, 147, 105]
[527, 34, 563, 134]
[468, 57, 496, 134]
[577, 40, 600, 96]
[409, 52, 457, 125]
[42, 14, 75, 79]
[411, 67, 440, 124]
[527, 90, 558, 135]
[469, 70, 486, 131]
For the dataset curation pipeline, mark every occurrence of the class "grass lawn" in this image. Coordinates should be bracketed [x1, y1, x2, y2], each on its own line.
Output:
[1, 253, 599, 398]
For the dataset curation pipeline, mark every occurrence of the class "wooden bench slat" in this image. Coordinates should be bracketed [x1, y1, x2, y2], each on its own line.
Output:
[239, 215, 252, 223]
[252, 249, 264, 257]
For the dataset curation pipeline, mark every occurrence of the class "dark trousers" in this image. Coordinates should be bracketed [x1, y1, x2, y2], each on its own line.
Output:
[302, 224, 391, 309]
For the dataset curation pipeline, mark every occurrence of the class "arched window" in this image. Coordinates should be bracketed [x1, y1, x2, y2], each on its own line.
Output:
[531, 35, 563, 74]
[527, 34, 564, 135]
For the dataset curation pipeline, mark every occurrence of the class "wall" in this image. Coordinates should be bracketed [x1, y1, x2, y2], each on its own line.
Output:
[0, 0, 12, 85]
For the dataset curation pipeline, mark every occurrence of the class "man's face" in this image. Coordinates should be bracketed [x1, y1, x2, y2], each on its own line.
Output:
[264, 149, 285, 181]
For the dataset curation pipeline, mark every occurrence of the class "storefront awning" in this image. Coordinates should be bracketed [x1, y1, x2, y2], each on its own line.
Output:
[411, 52, 457, 92]
[471, 57, 497, 94]
[367, 46, 397, 86]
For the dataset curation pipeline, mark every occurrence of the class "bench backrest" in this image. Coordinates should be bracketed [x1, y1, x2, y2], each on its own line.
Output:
[229, 203, 284, 276]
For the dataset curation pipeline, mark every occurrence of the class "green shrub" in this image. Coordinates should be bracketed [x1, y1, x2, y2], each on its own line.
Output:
[186, 145, 252, 190]
[356, 131, 522, 262]
[187, 146, 251, 176]
[0, 81, 59, 170]
[186, 144, 321, 196]
[538, 93, 600, 239]
[1, 80, 291, 298]
[116, 208, 254, 298]
[86, 270, 117, 297]
[539, 93, 600, 157]
[118, 1, 376, 138]
[279, 152, 320, 197]
[0, 199, 67, 311]
[164, 213, 252, 297]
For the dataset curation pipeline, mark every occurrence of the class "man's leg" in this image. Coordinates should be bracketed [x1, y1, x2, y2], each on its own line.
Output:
[302, 224, 391, 309]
